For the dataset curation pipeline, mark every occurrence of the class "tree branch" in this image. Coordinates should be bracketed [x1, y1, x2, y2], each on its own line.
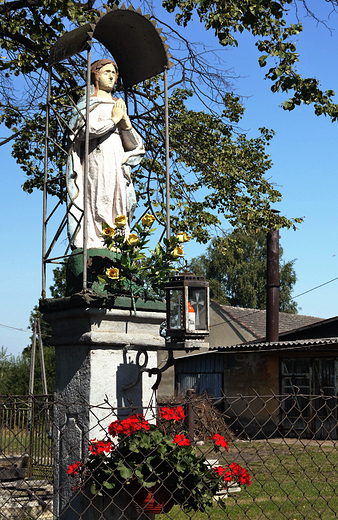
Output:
[0, 131, 20, 146]
[0, 0, 96, 14]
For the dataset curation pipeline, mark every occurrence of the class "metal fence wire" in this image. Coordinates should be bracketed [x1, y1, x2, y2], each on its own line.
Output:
[1, 392, 338, 519]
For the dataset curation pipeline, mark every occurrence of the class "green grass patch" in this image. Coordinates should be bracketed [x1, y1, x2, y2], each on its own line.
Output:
[158, 440, 338, 520]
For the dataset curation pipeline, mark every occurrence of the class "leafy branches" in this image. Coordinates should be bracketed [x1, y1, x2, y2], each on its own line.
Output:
[163, 0, 338, 119]
[190, 231, 298, 313]
[0, 0, 303, 243]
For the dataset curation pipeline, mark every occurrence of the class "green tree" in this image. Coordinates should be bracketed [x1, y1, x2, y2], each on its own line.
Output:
[190, 232, 298, 313]
[49, 263, 67, 299]
[0, 0, 303, 243]
[163, 0, 338, 119]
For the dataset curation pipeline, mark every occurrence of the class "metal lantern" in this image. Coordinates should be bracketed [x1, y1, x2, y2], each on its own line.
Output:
[165, 273, 210, 349]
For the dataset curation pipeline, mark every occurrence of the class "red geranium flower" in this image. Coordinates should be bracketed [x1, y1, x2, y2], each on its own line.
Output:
[108, 414, 150, 437]
[88, 439, 114, 455]
[212, 433, 229, 450]
[67, 461, 83, 477]
[229, 463, 252, 486]
[213, 465, 227, 477]
[159, 406, 185, 421]
[173, 434, 190, 446]
[213, 465, 233, 483]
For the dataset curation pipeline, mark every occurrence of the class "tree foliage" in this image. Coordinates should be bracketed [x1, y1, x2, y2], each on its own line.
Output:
[164, 0, 338, 119]
[190, 232, 298, 313]
[0, 0, 304, 246]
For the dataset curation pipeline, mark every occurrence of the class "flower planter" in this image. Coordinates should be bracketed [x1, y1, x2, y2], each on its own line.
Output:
[129, 483, 175, 514]
[68, 409, 251, 516]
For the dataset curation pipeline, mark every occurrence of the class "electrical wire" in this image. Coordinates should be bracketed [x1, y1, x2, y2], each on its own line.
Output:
[0, 323, 30, 334]
[293, 276, 338, 299]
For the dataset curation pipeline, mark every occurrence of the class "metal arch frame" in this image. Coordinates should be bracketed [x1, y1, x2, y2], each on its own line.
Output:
[42, 6, 173, 298]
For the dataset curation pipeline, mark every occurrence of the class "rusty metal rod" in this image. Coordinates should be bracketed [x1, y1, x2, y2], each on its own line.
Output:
[82, 47, 92, 291]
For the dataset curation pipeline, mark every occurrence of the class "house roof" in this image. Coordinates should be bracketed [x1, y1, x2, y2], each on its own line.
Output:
[212, 302, 322, 339]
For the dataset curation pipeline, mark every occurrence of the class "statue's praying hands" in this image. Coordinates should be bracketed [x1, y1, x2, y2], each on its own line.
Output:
[111, 98, 132, 130]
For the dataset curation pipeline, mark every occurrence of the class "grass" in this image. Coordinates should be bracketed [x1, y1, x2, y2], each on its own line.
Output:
[157, 439, 338, 520]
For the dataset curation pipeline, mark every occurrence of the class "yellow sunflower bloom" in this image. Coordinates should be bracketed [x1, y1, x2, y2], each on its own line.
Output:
[126, 233, 140, 246]
[102, 226, 116, 238]
[172, 246, 184, 258]
[176, 232, 190, 243]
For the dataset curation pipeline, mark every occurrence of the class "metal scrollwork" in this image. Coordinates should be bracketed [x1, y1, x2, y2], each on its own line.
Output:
[122, 349, 176, 391]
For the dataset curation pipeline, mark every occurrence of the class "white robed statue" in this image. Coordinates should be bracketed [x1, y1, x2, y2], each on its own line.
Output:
[67, 59, 145, 249]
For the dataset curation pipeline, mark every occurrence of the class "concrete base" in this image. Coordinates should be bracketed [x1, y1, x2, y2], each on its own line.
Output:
[40, 295, 165, 520]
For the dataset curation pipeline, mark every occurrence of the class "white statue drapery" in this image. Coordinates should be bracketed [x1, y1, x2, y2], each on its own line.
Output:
[67, 60, 145, 249]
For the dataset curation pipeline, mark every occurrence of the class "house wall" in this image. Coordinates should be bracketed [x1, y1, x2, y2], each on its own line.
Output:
[209, 302, 256, 347]
[222, 352, 280, 437]
[223, 350, 338, 439]
[157, 303, 256, 398]
[169, 348, 338, 439]
[224, 352, 279, 395]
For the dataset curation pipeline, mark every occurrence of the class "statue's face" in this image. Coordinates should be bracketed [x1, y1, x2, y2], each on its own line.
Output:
[97, 63, 117, 92]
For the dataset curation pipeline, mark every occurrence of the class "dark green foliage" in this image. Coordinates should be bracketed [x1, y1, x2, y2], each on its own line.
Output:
[0, 0, 303, 243]
[163, 0, 338, 120]
[190, 232, 298, 313]
[49, 263, 67, 299]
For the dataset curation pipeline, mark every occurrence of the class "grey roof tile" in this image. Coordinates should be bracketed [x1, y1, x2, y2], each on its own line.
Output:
[213, 302, 322, 339]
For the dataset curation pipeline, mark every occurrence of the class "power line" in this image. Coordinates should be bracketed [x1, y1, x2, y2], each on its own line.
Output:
[0, 323, 51, 337]
[0, 323, 30, 334]
[1, 275, 338, 337]
[293, 276, 338, 299]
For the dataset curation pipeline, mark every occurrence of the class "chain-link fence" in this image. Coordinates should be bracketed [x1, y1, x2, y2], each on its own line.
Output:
[1, 392, 338, 519]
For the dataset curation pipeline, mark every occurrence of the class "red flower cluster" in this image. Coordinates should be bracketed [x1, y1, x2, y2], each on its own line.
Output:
[172, 434, 190, 446]
[230, 463, 252, 486]
[212, 434, 229, 450]
[213, 466, 228, 477]
[108, 414, 150, 437]
[88, 439, 114, 456]
[67, 461, 83, 477]
[159, 406, 185, 422]
[213, 463, 251, 486]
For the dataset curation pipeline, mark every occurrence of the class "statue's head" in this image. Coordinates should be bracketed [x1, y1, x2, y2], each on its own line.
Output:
[91, 59, 119, 95]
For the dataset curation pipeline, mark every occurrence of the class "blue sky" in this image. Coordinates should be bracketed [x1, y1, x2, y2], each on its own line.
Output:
[1, 1, 338, 356]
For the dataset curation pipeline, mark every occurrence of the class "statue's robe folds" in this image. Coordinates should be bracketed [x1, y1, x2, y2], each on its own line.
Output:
[67, 97, 145, 249]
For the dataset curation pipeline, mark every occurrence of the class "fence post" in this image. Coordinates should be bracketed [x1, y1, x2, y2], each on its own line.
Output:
[186, 389, 195, 443]
[27, 398, 34, 478]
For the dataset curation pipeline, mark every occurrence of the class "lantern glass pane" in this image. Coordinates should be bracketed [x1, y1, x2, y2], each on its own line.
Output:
[169, 289, 183, 329]
[188, 287, 207, 330]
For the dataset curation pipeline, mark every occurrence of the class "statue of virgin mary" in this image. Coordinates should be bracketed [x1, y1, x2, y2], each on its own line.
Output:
[67, 59, 145, 249]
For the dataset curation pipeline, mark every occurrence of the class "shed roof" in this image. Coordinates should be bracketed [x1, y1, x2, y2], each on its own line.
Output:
[211, 337, 338, 353]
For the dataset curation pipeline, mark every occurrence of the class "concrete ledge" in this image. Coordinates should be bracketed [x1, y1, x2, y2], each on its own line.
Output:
[41, 304, 166, 349]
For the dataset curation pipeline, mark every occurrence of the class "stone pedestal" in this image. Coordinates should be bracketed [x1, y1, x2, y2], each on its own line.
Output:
[40, 294, 165, 520]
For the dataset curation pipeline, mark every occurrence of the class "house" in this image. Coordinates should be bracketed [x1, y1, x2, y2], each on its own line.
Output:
[157, 300, 321, 396]
[170, 302, 338, 439]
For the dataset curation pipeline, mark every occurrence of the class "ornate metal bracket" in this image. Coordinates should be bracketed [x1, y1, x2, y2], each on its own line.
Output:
[122, 349, 176, 392]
